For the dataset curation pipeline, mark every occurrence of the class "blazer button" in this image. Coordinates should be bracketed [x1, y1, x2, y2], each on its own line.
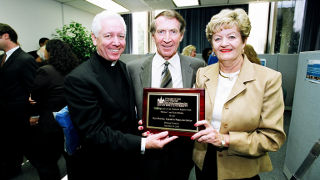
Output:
[218, 153, 223, 157]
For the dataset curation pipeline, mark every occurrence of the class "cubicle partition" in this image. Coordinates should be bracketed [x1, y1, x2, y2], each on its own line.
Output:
[283, 51, 320, 180]
[259, 54, 299, 108]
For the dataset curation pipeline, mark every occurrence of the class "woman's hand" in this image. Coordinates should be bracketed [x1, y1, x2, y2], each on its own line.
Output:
[138, 119, 151, 137]
[191, 120, 229, 148]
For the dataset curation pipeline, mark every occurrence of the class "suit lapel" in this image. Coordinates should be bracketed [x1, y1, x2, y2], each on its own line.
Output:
[226, 57, 255, 103]
[2, 48, 22, 68]
[180, 55, 193, 88]
[204, 65, 219, 123]
[140, 55, 153, 88]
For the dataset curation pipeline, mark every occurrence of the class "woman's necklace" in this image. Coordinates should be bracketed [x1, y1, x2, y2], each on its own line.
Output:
[219, 70, 239, 81]
[219, 71, 229, 79]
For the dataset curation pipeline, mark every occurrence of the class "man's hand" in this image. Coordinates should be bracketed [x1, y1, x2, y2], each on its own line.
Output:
[145, 131, 178, 149]
[29, 116, 39, 126]
[29, 96, 36, 105]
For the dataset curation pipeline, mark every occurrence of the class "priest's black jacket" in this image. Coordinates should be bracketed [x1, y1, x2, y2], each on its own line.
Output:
[64, 52, 142, 179]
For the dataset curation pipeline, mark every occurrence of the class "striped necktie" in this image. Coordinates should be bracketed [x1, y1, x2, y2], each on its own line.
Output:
[1, 53, 7, 67]
[160, 61, 172, 88]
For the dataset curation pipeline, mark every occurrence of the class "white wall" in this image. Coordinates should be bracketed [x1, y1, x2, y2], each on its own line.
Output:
[0, 0, 95, 52]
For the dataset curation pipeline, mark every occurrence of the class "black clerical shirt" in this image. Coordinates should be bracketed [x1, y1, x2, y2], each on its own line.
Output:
[97, 56, 130, 110]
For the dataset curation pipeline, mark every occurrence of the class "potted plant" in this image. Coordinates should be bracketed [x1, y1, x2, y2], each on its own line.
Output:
[53, 21, 95, 61]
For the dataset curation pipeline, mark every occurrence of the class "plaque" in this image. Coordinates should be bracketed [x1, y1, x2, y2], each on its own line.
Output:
[142, 88, 205, 136]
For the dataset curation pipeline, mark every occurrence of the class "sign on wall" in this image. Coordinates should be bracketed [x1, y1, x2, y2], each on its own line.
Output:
[306, 59, 320, 84]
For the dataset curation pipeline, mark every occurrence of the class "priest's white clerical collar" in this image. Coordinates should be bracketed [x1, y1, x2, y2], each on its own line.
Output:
[111, 61, 117, 66]
[97, 51, 117, 66]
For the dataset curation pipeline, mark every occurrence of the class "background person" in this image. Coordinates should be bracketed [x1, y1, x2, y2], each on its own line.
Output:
[64, 10, 177, 180]
[28, 37, 49, 59]
[182, 44, 197, 57]
[127, 10, 205, 180]
[207, 51, 219, 65]
[201, 47, 212, 64]
[191, 9, 286, 180]
[244, 44, 261, 65]
[29, 39, 80, 180]
[0, 23, 38, 179]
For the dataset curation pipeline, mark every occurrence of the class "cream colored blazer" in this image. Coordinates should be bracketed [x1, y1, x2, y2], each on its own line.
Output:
[193, 56, 286, 180]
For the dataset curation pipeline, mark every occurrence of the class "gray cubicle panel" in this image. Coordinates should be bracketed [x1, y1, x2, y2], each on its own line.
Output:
[277, 54, 299, 107]
[120, 54, 153, 64]
[258, 54, 299, 108]
[258, 54, 278, 70]
[283, 51, 320, 180]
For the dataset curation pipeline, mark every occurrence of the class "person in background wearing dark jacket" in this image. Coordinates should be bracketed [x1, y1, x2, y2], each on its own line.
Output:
[29, 39, 80, 180]
[0, 23, 38, 179]
[202, 47, 212, 64]
[64, 10, 177, 180]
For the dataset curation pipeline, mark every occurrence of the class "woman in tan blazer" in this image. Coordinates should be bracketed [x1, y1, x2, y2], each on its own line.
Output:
[191, 9, 286, 180]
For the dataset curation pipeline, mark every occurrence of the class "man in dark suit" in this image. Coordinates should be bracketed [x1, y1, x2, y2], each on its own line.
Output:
[0, 23, 38, 179]
[64, 11, 177, 180]
[127, 10, 205, 180]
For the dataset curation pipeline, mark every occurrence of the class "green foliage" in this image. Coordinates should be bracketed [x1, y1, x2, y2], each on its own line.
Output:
[53, 21, 95, 61]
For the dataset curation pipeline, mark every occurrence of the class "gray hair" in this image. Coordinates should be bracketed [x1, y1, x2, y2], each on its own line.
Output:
[91, 10, 127, 37]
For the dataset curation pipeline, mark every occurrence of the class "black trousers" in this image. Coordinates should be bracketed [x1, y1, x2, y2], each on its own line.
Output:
[26, 126, 64, 180]
[0, 105, 30, 180]
[195, 145, 260, 180]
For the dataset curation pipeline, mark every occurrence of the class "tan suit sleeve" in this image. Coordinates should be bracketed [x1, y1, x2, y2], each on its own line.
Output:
[228, 71, 286, 157]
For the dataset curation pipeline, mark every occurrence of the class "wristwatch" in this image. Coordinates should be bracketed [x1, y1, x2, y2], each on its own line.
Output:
[219, 134, 225, 148]
[220, 138, 226, 148]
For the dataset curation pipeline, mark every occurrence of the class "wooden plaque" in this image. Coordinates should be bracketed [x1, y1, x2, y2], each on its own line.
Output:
[142, 88, 205, 136]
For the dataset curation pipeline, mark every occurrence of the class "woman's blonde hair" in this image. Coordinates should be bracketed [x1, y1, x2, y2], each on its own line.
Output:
[206, 8, 251, 43]
[182, 45, 196, 56]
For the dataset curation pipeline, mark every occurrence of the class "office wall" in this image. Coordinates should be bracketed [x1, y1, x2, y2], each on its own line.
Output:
[0, 0, 95, 52]
[283, 51, 320, 179]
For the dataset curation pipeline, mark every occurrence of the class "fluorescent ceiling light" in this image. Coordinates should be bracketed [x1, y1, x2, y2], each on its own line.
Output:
[173, 0, 199, 7]
[86, 0, 129, 13]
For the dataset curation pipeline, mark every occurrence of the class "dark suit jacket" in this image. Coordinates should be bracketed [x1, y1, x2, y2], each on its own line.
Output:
[27, 65, 65, 175]
[0, 47, 38, 128]
[126, 54, 205, 180]
[0, 48, 37, 177]
[31, 65, 66, 133]
[64, 52, 141, 179]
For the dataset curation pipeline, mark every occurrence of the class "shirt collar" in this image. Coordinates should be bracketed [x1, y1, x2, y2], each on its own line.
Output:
[154, 52, 180, 69]
[96, 51, 118, 67]
[6, 46, 19, 59]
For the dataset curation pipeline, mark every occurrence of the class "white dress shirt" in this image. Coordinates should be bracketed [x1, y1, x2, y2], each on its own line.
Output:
[3, 46, 19, 63]
[151, 52, 183, 88]
[211, 70, 240, 131]
[142, 52, 183, 153]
